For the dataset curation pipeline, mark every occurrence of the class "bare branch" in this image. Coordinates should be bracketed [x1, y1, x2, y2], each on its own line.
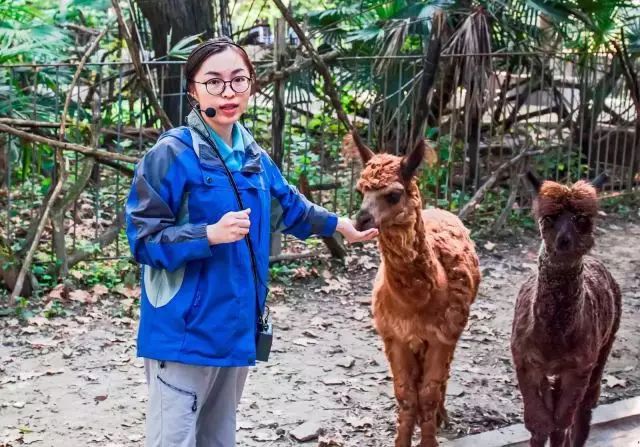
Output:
[9, 29, 109, 303]
[0, 118, 159, 140]
[111, 0, 173, 129]
[458, 149, 543, 220]
[271, 0, 368, 150]
[0, 123, 138, 164]
[256, 50, 340, 87]
[60, 27, 109, 139]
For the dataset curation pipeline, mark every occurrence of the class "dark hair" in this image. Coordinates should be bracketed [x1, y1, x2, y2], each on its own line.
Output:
[185, 36, 256, 93]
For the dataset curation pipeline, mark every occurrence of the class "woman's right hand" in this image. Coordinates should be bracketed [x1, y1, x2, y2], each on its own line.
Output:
[207, 209, 251, 245]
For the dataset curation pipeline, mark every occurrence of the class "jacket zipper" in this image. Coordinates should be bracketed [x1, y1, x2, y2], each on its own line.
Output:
[157, 375, 198, 412]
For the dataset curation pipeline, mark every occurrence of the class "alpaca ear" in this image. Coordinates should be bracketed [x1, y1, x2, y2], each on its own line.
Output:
[352, 130, 374, 164]
[590, 172, 608, 191]
[525, 170, 543, 195]
[400, 138, 426, 182]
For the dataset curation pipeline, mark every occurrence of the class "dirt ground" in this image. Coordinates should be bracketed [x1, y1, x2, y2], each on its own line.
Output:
[1, 216, 639, 447]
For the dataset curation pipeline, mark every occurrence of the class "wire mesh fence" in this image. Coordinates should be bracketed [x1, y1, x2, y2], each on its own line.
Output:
[0, 51, 637, 271]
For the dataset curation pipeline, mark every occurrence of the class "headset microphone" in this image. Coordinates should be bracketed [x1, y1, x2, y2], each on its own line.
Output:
[184, 80, 216, 118]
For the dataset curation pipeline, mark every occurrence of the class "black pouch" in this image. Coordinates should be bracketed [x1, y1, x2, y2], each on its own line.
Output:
[256, 318, 273, 362]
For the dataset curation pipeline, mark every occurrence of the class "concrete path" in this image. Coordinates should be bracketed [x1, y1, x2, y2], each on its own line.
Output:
[444, 396, 640, 447]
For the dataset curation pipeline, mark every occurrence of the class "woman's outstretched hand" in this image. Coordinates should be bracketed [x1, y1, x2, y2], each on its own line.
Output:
[336, 217, 378, 244]
[207, 209, 251, 245]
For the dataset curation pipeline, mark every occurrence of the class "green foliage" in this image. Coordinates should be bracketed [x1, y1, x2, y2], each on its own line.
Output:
[44, 300, 67, 318]
[71, 259, 137, 289]
[14, 296, 32, 320]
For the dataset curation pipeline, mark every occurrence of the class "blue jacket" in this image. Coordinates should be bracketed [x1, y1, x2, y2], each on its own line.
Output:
[125, 112, 338, 366]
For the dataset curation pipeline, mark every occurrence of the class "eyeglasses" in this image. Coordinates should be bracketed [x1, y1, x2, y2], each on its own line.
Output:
[191, 75, 252, 96]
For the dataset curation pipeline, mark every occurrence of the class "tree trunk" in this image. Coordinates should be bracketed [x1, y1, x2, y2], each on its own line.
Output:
[136, 0, 215, 126]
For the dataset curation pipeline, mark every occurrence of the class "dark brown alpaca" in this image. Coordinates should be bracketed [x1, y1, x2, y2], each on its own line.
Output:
[511, 172, 622, 447]
[353, 136, 480, 447]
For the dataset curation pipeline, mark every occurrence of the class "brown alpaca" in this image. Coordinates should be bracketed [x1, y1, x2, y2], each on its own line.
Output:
[353, 136, 480, 447]
[511, 172, 622, 447]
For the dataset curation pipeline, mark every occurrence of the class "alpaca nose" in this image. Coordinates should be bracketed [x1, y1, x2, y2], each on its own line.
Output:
[556, 233, 573, 252]
[355, 210, 375, 231]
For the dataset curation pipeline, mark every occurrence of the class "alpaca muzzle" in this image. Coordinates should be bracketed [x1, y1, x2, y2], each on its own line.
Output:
[355, 210, 376, 232]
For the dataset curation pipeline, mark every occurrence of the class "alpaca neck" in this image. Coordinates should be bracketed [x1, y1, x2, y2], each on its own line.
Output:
[378, 199, 438, 296]
[534, 248, 584, 333]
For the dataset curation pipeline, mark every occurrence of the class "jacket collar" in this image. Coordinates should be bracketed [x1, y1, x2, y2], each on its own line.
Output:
[186, 109, 262, 173]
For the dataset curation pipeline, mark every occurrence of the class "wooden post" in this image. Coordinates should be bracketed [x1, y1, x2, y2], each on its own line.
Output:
[272, 18, 286, 169]
[270, 17, 287, 257]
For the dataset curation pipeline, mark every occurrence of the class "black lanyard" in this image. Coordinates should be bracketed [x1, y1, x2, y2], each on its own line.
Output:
[189, 125, 266, 327]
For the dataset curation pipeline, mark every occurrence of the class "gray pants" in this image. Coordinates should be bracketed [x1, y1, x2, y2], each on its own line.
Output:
[144, 359, 248, 447]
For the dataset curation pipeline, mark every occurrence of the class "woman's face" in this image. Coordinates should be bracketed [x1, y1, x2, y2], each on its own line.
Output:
[190, 48, 253, 126]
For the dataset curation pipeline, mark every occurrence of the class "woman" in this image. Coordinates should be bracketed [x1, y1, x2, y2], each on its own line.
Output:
[125, 36, 377, 447]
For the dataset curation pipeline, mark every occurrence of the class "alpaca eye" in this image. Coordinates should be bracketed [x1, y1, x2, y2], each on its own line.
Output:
[542, 215, 555, 226]
[574, 215, 590, 228]
[385, 191, 402, 204]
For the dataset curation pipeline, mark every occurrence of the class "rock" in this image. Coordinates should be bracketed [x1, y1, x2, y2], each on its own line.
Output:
[446, 381, 465, 397]
[336, 356, 355, 369]
[322, 376, 345, 386]
[345, 416, 374, 429]
[290, 421, 323, 442]
[302, 330, 319, 338]
[252, 430, 279, 441]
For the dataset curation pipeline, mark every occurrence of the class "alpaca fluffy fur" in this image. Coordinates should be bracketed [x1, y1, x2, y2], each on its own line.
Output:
[511, 177, 621, 447]
[356, 150, 480, 447]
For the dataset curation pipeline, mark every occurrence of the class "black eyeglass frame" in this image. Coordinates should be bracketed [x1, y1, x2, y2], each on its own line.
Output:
[190, 75, 253, 96]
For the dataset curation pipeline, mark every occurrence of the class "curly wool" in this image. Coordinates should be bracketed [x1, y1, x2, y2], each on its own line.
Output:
[511, 178, 621, 446]
[534, 180, 599, 218]
[356, 154, 403, 191]
[357, 153, 480, 447]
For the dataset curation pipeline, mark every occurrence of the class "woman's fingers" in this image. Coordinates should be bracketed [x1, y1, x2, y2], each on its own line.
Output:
[236, 218, 251, 228]
[346, 228, 378, 243]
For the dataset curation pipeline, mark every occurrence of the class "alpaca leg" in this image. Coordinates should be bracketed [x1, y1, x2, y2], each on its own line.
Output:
[385, 338, 420, 447]
[572, 338, 614, 446]
[418, 342, 454, 447]
[436, 351, 454, 428]
[554, 369, 591, 431]
[571, 385, 598, 447]
[513, 360, 554, 443]
[549, 429, 568, 447]
[436, 381, 449, 428]
[529, 432, 548, 447]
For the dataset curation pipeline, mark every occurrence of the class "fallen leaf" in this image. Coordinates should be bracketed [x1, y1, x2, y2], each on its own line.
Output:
[68, 289, 95, 304]
[318, 434, 345, 446]
[27, 338, 59, 348]
[92, 284, 109, 297]
[484, 241, 496, 251]
[47, 284, 67, 301]
[94, 395, 108, 403]
[346, 416, 374, 429]
[604, 374, 626, 388]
